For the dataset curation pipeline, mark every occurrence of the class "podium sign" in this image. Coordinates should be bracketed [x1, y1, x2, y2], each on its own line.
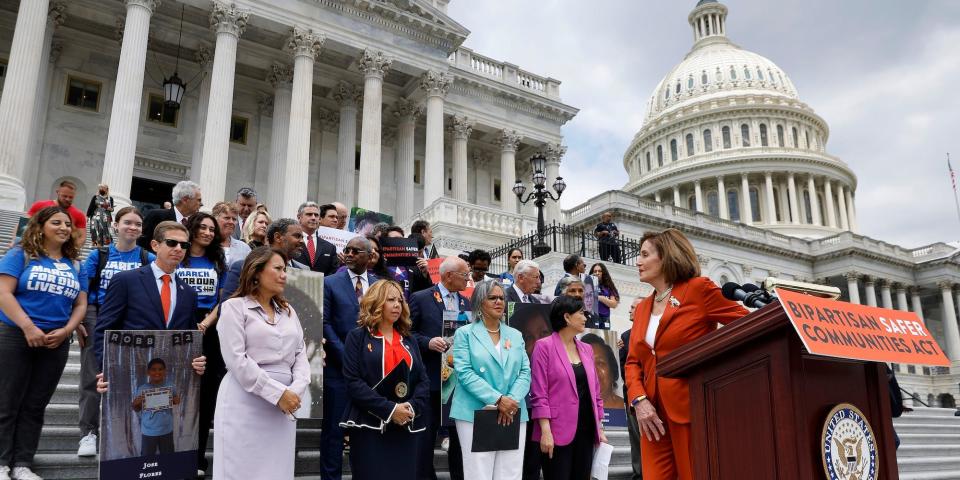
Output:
[777, 288, 949, 366]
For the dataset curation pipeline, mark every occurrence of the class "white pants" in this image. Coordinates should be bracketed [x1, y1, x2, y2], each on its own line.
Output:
[455, 419, 526, 480]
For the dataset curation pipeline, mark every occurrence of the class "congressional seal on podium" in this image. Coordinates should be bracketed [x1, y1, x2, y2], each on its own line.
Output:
[821, 403, 879, 480]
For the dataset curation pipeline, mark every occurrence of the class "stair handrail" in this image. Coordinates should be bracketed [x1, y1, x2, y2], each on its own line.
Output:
[899, 386, 929, 407]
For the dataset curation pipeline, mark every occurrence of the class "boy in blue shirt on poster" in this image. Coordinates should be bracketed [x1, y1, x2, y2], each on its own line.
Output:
[132, 358, 180, 456]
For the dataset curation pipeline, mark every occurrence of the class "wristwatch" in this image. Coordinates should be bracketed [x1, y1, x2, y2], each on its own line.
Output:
[631, 395, 647, 407]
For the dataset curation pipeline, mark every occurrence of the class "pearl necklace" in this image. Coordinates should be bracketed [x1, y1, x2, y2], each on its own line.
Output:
[654, 286, 673, 303]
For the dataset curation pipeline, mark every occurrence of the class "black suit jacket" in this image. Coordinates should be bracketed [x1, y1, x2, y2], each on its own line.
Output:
[409, 285, 468, 391]
[94, 264, 198, 366]
[506, 285, 542, 304]
[296, 231, 339, 276]
[137, 208, 176, 252]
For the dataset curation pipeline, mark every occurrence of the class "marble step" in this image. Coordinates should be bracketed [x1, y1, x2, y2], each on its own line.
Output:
[897, 455, 960, 474]
[894, 423, 960, 435]
[898, 433, 960, 445]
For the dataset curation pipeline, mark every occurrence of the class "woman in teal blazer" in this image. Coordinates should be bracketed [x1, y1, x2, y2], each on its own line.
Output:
[451, 280, 531, 480]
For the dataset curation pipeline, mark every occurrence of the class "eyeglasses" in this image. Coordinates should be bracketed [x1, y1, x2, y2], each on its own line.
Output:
[162, 239, 191, 250]
[486, 295, 505, 303]
[343, 247, 367, 255]
[451, 271, 470, 279]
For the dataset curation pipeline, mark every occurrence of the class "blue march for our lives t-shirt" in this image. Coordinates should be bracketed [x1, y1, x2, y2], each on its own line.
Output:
[0, 247, 87, 330]
[81, 245, 155, 305]
[177, 255, 220, 310]
[134, 379, 178, 436]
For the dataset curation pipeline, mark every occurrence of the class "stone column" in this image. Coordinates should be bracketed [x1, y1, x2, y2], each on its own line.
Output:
[189, 46, 213, 183]
[496, 130, 521, 213]
[96, 0, 161, 209]
[420, 70, 452, 208]
[823, 178, 837, 228]
[895, 285, 909, 311]
[356, 49, 392, 211]
[863, 277, 877, 307]
[392, 98, 421, 224]
[198, 1, 249, 205]
[654, 191, 662, 203]
[879, 280, 893, 309]
[449, 115, 472, 203]
[716, 176, 728, 219]
[764, 172, 776, 224]
[544, 143, 566, 224]
[0, 0, 56, 209]
[694, 180, 704, 213]
[333, 82, 361, 209]
[845, 272, 861, 304]
[807, 175, 821, 226]
[836, 184, 850, 230]
[787, 172, 800, 224]
[846, 188, 858, 233]
[740, 174, 752, 225]
[280, 28, 323, 217]
[264, 63, 293, 213]
[910, 287, 925, 321]
[938, 282, 960, 362]
[673, 186, 681, 208]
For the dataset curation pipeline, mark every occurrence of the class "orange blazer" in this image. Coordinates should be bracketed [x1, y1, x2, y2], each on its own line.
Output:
[624, 276, 748, 424]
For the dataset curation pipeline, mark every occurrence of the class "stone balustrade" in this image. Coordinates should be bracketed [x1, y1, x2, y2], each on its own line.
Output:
[448, 47, 561, 99]
[410, 197, 538, 250]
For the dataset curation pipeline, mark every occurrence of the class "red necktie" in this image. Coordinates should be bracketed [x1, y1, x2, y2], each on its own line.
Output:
[180, 216, 189, 227]
[355, 275, 363, 300]
[307, 234, 316, 265]
[160, 274, 172, 326]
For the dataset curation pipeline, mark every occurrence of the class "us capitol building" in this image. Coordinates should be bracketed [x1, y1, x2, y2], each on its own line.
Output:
[0, 0, 957, 407]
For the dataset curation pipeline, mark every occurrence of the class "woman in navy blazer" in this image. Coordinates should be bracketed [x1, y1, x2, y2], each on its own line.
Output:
[340, 280, 429, 479]
[530, 295, 606, 480]
[450, 280, 531, 480]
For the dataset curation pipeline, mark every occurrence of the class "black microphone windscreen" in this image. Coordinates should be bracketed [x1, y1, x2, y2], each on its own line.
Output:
[742, 283, 761, 293]
[721, 282, 742, 301]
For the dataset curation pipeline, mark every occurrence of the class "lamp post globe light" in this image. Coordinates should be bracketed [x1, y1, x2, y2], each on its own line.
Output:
[514, 152, 566, 257]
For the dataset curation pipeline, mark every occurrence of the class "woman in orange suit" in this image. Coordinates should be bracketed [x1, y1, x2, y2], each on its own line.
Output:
[624, 229, 748, 479]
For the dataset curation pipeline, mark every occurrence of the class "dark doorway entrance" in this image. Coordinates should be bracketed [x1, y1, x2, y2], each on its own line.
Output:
[130, 177, 176, 213]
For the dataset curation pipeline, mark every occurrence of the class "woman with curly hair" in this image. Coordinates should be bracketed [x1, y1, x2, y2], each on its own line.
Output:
[242, 206, 271, 249]
[340, 280, 431, 478]
[0, 207, 87, 480]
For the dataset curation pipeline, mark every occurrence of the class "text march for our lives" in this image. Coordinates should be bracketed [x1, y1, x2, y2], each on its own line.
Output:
[776, 288, 949, 366]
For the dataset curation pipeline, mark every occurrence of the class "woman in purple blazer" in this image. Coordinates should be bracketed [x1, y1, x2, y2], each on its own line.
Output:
[529, 295, 607, 480]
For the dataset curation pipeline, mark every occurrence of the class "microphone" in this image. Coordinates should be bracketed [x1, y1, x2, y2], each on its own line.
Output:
[721, 282, 770, 309]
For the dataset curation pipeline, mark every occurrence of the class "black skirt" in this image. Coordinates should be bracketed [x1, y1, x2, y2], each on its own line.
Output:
[348, 423, 421, 479]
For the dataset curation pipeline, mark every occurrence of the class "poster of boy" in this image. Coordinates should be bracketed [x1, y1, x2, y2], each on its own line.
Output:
[348, 207, 393, 236]
[100, 330, 201, 480]
[283, 267, 325, 419]
[578, 329, 627, 427]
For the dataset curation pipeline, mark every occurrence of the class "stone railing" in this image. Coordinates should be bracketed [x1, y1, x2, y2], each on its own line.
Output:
[448, 47, 560, 100]
[409, 197, 538, 250]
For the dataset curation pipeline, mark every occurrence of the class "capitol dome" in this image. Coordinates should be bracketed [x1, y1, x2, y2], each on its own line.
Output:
[623, 0, 859, 240]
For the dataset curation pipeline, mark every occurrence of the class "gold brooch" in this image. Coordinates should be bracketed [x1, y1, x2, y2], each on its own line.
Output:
[367, 343, 373, 352]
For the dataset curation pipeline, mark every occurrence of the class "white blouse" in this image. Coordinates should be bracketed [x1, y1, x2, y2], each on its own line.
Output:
[645, 313, 662, 347]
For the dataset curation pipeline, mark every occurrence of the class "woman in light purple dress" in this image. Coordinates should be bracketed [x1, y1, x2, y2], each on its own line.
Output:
[213, 247, 310, 479]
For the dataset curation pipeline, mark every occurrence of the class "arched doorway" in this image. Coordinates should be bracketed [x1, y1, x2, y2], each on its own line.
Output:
[938, 393, 956, 409]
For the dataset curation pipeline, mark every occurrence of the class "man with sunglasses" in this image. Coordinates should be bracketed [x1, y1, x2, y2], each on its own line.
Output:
[409, 256, 470, 480]
[93, 221, 207, 372]
[320, 236, 378, 480]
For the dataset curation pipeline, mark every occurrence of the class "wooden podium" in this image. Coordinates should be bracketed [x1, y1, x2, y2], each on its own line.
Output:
[657, 302, 900, 480]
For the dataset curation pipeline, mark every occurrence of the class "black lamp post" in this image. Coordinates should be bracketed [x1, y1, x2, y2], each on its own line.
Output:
[514, 152, 566, 257]
[161, 6, 188, 110]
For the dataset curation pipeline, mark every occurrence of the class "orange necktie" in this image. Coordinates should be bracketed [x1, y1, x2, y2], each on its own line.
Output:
[160, 274, 172, 326]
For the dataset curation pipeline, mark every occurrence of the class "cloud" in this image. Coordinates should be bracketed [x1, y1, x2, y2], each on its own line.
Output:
[447, 0, 960, 247]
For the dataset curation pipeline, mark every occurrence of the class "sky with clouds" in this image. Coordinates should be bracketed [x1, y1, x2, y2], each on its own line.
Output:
[447, 0, 960, 248]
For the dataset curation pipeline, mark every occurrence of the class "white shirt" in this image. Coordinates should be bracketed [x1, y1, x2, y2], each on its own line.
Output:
[645, 312, 662, 347]
[150, 261, 177, 325]
[512, 284, 530, 303]
[173, 206, 188, 224]
[349, 270, 370, 296]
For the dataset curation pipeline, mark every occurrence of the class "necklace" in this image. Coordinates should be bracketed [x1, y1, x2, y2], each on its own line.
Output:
[655, 286, 673, 303]
[485, 325, 501, 334]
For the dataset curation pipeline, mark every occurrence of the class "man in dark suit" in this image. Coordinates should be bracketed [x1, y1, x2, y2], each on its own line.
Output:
[220, 219, 308, 298]
[296, 202, 339, 276]
[321, 236, 376, 480]
[506, 259, 543, 305]
[94, 220, 207, 374]
[138, 181, 203, 252]
[409, 256, 469, 480]
[232, 187, 258, 240]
